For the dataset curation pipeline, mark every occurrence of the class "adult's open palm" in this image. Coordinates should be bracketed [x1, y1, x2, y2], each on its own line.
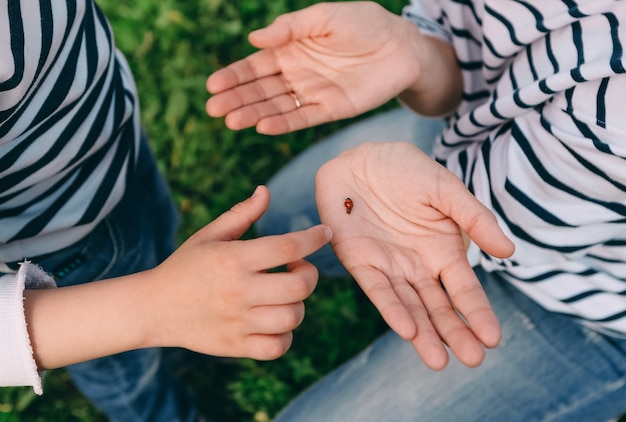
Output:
[206, 2, 424, 134]
[315, 142, 515, 369]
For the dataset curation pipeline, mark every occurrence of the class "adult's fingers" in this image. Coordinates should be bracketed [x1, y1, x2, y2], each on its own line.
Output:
[221, 91, 307, 131]
[206, 49, 282, 96]
[438, 172, 515, 259]
[389, 275, 450, 370]
[438, 259, 501, 350]
[255, 103, 337, 135]
[417, 278, 489, 368]
[350, 265, 417, 340]
[208, 74, 289, 119]
[248, 3, 337, 49]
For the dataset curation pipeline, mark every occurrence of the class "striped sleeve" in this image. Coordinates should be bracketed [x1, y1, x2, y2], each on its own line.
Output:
[0, 0, 140, 263]
[402, 0, 453, 43]
[422, 0, 626, 334]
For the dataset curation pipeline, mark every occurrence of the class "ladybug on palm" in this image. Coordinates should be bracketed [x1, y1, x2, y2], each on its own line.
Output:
[344, 197, 354, 215]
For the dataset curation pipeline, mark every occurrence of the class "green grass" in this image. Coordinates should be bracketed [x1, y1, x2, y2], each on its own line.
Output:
[0, 0, 405, 420]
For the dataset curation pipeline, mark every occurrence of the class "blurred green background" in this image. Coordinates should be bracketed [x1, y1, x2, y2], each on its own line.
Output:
[0, 0, 405, 420]
[3, 2, 626, 421]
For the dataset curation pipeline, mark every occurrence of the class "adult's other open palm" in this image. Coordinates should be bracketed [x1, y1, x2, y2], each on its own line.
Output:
[206, 2, 425, 134]
[315, 142, 515, 369]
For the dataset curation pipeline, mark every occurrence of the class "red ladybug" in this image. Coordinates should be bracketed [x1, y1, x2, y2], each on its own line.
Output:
[344, 197, 354, 215]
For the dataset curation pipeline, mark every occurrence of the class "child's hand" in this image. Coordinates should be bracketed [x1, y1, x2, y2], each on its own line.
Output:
[146, 185, 332, 360]
[315, 142, 514, 369]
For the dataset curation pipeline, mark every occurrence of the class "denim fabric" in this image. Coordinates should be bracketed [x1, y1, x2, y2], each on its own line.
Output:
[257, 108, 626, 421]
[33, 135, 197, 422]
[274, 269, 626, 422]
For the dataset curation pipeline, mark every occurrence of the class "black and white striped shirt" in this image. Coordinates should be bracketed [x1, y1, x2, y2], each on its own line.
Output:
[404, 0, 626, 335]
[0, 0, 140, 269]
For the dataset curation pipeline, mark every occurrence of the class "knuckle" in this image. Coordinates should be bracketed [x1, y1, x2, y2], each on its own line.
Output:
[277, 236, 299, 259]
[281, 314, 299, 331]
[218, 247, 244, 272]
[290, 277, 314, 299]
[282, 304, 305, 329]
[259, 335, 292, 360]
[228, 202, 255, 226]
[427, 304, 453, 324]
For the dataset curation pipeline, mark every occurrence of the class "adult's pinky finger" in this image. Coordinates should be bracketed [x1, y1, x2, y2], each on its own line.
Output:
[256, 104, 333, 135]
[206, 49, 283, 94]
[225, 92, 305, 130]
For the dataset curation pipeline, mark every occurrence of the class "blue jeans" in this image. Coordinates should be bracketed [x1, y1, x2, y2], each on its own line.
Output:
[257, 108, 626, 422]
[32, 136, 197, 421]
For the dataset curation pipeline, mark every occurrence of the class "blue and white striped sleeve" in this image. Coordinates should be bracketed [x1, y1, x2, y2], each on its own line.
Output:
[402, 0, 452, 43]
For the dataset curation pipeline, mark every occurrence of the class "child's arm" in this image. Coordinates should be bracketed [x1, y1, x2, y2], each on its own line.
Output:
[22, 186, 331, 370]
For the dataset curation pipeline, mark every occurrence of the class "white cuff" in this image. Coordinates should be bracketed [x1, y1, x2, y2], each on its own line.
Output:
[0, 262, 56, 395]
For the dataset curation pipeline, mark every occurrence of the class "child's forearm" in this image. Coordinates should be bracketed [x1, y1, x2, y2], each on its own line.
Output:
[23, 272, 153, 370]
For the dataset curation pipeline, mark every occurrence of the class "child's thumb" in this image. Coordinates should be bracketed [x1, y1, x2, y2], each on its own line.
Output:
[200, 186, 270, 241]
